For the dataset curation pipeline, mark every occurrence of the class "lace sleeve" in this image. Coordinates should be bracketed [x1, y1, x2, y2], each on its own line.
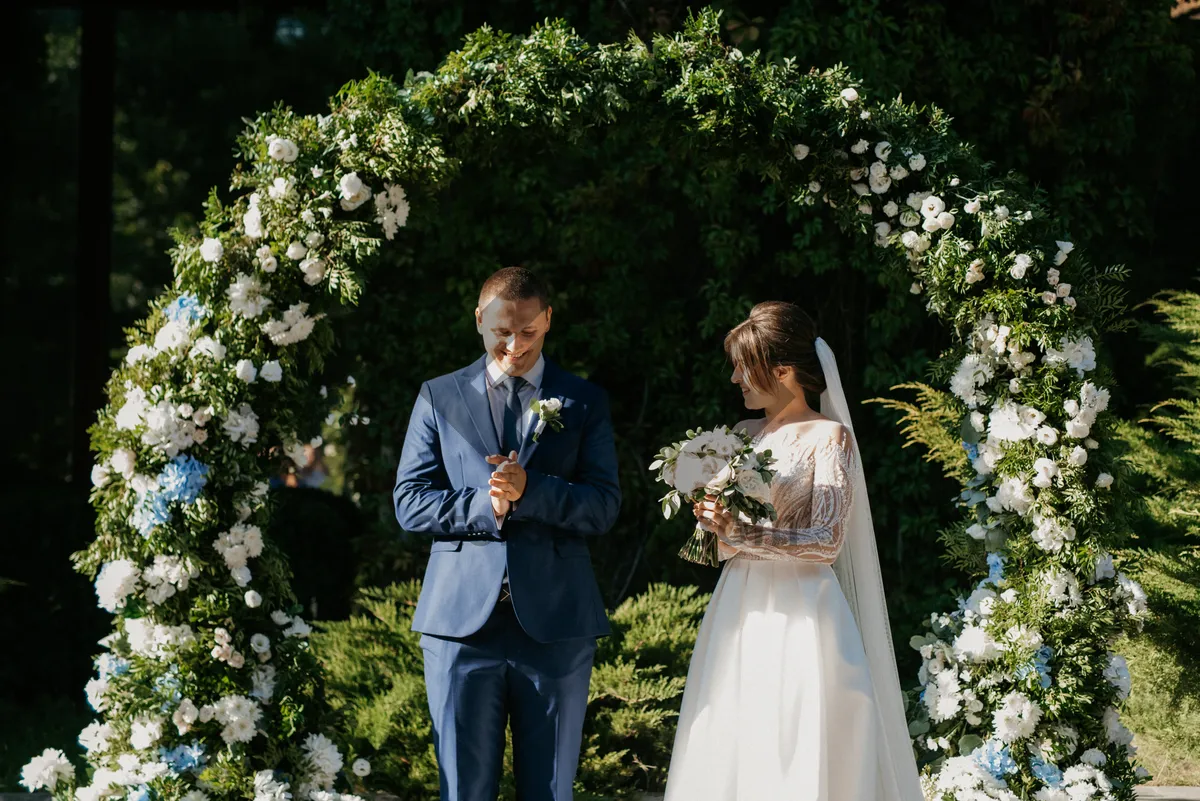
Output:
[720, 425, 857, 564]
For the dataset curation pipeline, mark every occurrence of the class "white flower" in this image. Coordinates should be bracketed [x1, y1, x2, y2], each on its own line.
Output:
[125, 344, 157, 365]
[840, 87, 859, 102]
[888, 164, 908, 181]
[909, 153, 926, 171]
[284, 617, 312, 638]
[935, 211, 955, 230]
[20, 748, 74, 791]
[1042, 291, 1058, 305]
[223, 403, 261, 445]
[267, 137, 299, 162]
[1057, 283, 1072, 298]
[339, 172, 373, 211]
[874, 141, 892, 160]
[260, 361, 283, 382]
[808, 180, 821, 193]
[243, 207, 264, 239]
[901, 230, 921, 250]
[993, 691, 1042, 743]
[1036, 426, 1058, 446]
[173, 699, 199, 734]
[1044, 568, 1082, 608]
[1067, 446, 1088, 466]
[1104, 654, 1131, 700]
[949, 354, 994, 408]
[1096, 472, 1114, 489]
[1103, 706, 1134, 746]
[1030, 513, 1076, 553]
[1044, 336, 1096, 376]
[304, 231, 324, 248]
[303, 733, 344, 779]
[251, 634, 271, 654]
[1066, 418, 1091, 439]
[95, 559, 140, 613]
[1092, 552, 1116, 583]
[899, 210, 921, 228]
[261, 303, 317, 346]
[245, 590, 263, 608]
[852, 182, 870, 196]
[921, 195, 946, 219]
[883, 200, 899, 217]
[990, 476, 1035, 517]
[850, 139, 869, 155]
[268, 177, 293, 201]
[271, 610, 292, 626]
[199, 238, 224, 263]
[235, 359, 258, 383]
[1010, 253, 1033, 279]
[964, 198, 982, 214]
[792, 143, 810, 160]
[228, 273, 273, 319]
[130, 716, 164, 750]
[352, 759, 371, 777]
[909, 282, 922, 295]
[154, 320, 193, 353]
[91, 463, 111, 488]
[954, 624, 1001, 662]
[190, 336, 227, 361]
[252, 666, 277, 704]
[300, 257, 327, 285]
[286, 241, 308, 260]
[994, 205, 1010, 222]
[1032, 457, 1060, 488]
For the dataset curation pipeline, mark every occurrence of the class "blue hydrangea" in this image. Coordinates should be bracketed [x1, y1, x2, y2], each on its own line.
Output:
[961, 440, 979, 461]
[96, 654, 130, 679]
[132, 490, 172, 537]
[987, 552, 1006, 584]
[157, 455, 209, 505]
[160, 743, 206, 773]
[1031, 756, 1064, 787]
[164, 293, 206, 325]
[128, 785, 151, 801]
[154, 671, 183, 710]
[973, 739, 1018, 782]
[1017, 646, 1054, 688]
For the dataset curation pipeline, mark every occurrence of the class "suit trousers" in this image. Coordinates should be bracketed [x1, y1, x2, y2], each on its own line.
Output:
[421, 598, 597, 801]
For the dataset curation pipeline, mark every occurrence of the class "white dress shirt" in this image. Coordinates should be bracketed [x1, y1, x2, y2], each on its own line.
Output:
[484, 353, 544, 539]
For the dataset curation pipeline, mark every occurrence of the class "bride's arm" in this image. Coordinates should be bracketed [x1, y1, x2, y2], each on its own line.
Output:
[710, 427, 857, 564]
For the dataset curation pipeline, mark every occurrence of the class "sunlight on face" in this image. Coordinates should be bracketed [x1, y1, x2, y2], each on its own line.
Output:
[730, 359, 786, 410]
[476, 295, 552, 376]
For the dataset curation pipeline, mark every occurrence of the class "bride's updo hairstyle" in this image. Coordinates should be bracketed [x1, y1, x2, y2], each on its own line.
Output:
[724, 301, 827, 399]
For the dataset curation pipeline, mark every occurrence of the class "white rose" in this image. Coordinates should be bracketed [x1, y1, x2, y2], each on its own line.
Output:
[1096, 472, 1114, 489]
[874, 221, 892, 239]
[1047, 267, 1061, 286]
[899, 210, 921, 228]
[244, 590, 263, 608]
[541, 397, 563, 413]
[1010, 254, 1032, 279]
[736, 468, 771, 503]
[921, 215, 942, 233]
[883, 201, 899, 217]
[1068, 446, 1088, 466]
[339, 172, 372, 210]
[91, 463, 111, 488]
[874, 141, 892, 160]
[259, 361, 283, 383]
[705, 462, 737, 494]
[110, 447, 136, 479]
[267, 138, 299, 162]
[921, 195, 946, 218]
[1056, 240, 1074, 255]
[792, 143, 810, 160]
[243, 208, 264, 239]
[1064, 399, 1080, 416]
[1042, 291, 1058, 305]
[1036, 426, 1058, 445]
[888, 164, 908, 181]
[935, 211, 955, 230]
[199, 238, 224, 263]
[910, 282, 922, 295]
[909, 153, 926, 171]
[964, 198, 982, 214]
[352, 759, 371, 778]
[235, 359, 258, 383]
[1057, 282, 1072, 297]
[901, 231, 920, 250]
[1066, 419, 1091, 439]
[286, 241, 307, 260]
[851, 139, 869, 154]
[304, 231, 324, 248]
[1064, 296, 1077, 309]
[993, 205, 1010, 222]
[299, 257, 326, 285]
[840, 87, 859, 102]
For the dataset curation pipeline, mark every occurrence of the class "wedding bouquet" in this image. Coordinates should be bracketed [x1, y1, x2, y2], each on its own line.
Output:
[649, 425, 777, 567]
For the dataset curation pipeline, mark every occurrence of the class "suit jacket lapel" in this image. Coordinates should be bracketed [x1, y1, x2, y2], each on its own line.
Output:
[455, 355, 502, 457]
[518, 357, 559, 467]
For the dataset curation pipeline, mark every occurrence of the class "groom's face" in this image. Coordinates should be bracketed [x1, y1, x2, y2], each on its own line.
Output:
[476, 295, 552, 376]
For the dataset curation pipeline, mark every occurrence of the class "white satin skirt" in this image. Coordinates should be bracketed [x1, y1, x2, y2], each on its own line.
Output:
[664, 556, 884, 801]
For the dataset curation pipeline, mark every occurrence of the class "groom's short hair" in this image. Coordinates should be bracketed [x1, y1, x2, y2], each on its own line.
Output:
[479, 266, 550, 311]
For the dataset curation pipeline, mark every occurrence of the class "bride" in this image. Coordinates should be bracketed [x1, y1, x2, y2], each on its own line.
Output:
[663, 301, 923, 801]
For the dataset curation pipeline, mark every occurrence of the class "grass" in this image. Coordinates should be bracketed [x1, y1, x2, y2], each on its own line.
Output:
[1120, 545, 1200, 786]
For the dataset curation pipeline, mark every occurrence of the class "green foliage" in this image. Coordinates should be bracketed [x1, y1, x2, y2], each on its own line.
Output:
[312, 582, 709, 799]
[1111, 287, 1200, 783]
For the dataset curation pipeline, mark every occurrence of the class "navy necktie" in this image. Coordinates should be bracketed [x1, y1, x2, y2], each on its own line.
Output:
[502, 376, 527, 454]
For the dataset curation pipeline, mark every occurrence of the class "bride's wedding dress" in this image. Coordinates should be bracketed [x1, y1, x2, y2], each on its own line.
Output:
[664, 343, 923, 801]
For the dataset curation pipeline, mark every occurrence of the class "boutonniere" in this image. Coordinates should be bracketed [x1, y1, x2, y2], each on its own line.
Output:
[529, 397, 565, 442]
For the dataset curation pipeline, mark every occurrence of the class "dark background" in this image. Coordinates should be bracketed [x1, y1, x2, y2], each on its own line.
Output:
[2, 0, 1196, 756]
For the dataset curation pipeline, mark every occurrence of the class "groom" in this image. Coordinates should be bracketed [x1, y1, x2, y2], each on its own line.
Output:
[393, 267, 621, 801]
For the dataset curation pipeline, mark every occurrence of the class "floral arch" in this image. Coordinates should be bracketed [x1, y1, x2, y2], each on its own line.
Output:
[24, 10, 1146, 801]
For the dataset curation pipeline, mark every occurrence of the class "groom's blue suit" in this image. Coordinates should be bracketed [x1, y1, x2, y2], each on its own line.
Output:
[394, 354, 620, 801]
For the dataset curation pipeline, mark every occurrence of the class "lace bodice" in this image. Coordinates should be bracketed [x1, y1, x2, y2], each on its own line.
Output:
[718, 418, 858, 564]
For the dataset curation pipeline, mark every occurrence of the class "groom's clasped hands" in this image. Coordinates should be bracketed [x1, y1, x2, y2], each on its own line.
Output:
[486, 449, 526, 515]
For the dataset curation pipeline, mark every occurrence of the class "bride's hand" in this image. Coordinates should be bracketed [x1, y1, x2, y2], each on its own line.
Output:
[693, 494, 736, 539]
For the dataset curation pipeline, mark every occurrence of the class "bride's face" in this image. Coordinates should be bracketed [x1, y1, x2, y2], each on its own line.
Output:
[731, 360, 785, 410]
